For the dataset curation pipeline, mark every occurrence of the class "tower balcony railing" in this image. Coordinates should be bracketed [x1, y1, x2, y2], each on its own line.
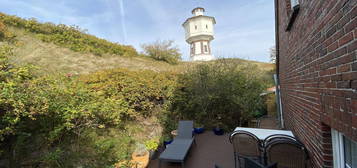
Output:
[185, 34, 214, 43]
[185, 31, 214, 40]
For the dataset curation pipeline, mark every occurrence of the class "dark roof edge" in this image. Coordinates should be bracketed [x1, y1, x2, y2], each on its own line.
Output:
[182, 15, 216, 26]
[192, 7, 205, 14]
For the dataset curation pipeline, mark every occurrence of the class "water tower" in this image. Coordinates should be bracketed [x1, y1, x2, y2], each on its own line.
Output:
[183, 7, 216, 61]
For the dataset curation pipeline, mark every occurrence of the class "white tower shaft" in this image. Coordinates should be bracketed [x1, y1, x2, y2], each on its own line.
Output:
[183, 7, 216, 61]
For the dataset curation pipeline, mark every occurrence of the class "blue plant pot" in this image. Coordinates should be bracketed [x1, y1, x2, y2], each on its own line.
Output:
[213, 128, 224, 135]
[194, 127, 205, 134]
[164, 140, 173, 147]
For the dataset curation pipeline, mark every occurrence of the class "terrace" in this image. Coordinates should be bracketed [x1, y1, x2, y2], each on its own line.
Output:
[148, 117, 291, 168]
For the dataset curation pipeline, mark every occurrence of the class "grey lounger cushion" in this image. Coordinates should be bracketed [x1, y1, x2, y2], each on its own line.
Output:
[176, 120, 194, 139]
[159, 139, 193, 161]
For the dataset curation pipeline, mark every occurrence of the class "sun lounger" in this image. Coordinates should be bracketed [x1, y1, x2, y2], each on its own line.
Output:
[158, 121, 195, 168]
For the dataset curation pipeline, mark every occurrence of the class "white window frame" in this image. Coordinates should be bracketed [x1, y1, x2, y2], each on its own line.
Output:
[332, 129, 345, 168]
[332, 129, 355, 168]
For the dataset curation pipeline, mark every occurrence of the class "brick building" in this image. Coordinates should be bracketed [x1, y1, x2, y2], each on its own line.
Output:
[275, 0, 356, 167]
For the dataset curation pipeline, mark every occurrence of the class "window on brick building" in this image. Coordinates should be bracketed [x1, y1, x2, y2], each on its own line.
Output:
[344, 136, 357, 168]
[204, 45, 208, 52]
[332, 129, 357, 168]
[290, 0, 299, 9]
[285, 0, 300, 31]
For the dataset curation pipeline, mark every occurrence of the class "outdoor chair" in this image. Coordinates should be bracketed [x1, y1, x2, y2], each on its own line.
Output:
[265, 138, 309, 168]
[159, 120, 195, 168]
[263, 134, 297, 147]
[229, 130, 263, 168]
[243, 156, 277, 168]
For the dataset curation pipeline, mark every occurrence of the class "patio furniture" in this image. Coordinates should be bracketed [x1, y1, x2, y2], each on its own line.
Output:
[263, 134, 297, 147]
[176, 120, 194, 139]
[243, 156, 278, 168]
[265, 138, 308, 168]
[229, 130, 263, 168]
[234, 127, 294, 140]
[158, 120, 195, 168]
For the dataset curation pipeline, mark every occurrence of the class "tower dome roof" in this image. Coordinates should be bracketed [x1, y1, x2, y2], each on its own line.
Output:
[191, 7, 205, 14]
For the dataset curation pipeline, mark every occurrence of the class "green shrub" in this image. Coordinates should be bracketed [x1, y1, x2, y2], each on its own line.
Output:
[142, 40, 182, 64]
[79, 68, 177, 118]
[0, 21, 5, 40]
[0, 20, 16, 43]
[145, 139, 159, 151]
[171, 59, 266, 130]
[0, 43, 176, 166]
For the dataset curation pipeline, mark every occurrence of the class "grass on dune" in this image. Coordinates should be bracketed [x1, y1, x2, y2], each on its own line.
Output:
[8, 27, 274, 75]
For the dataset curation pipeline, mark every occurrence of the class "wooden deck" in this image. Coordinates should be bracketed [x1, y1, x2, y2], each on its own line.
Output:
[148, 132, 235, 168]
[148, 116, 279, 168]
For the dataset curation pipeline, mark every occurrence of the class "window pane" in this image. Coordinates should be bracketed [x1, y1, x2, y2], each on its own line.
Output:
[352, 139, 357, 168]
[344, 136, 357, 168]
[344, 136, 351, 166]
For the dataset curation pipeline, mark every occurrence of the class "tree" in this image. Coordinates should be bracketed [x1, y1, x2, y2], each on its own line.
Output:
[141, 40, 182, 64]
[270, 46, 276, 63]
[171, 59, 266, 130]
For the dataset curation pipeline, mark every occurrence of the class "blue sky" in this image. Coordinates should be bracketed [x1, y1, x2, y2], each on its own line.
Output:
[0, 0, 275, 62]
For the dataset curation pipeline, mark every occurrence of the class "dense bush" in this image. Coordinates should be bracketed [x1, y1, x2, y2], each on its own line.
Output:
[170, 60, 267, 130]
[0, 20, 16, 43]
[0, 45, 134, 167]
[0, 21, 5, 39]
[0, 12, 138, 57]
[0, 40, 176, 167]
[79, 68, 177, 118]
[142, 40, 182, 64]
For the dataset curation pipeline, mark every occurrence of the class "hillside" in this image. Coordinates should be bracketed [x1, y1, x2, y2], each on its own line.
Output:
[9, 26, 274, 74]
[8, 27, 188, 74]
[0, 13, 273, 75]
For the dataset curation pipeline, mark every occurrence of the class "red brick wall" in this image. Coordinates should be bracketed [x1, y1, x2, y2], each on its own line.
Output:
[276, 0, 357, 167]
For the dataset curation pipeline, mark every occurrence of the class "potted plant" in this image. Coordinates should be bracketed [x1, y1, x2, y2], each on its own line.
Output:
[163, 135, 173, 147]
[145, 139, 159, 159]
[213, 115, 224, 135]
[194, 123, 205, 134]
[131, 143, 149, 168]
[115, 160, 135, 168]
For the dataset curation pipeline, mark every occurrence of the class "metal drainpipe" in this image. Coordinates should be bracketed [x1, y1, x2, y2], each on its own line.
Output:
[274, 0, 284, 129]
